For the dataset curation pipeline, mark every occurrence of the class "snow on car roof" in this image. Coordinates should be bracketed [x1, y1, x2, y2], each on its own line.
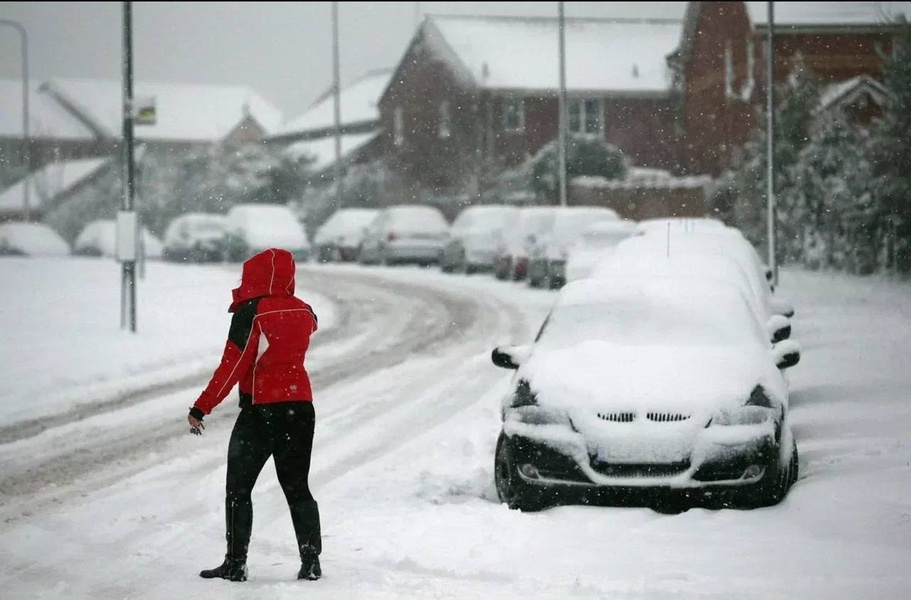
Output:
[0, 222, 70, 257]
[383, 205, 449, 232]
[316, 208, 380, 241]
[227, 204, 310, 249]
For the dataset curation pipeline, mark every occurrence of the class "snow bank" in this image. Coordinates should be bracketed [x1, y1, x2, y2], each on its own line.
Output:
[0, 222, 70, 256]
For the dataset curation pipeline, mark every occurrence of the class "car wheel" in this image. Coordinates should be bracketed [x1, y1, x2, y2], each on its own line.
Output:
[744, 437, 798, 508]
[494, 433, 547, 512]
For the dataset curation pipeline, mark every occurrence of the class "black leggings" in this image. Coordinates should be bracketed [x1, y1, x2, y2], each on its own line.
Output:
[226, 402, 316, 507]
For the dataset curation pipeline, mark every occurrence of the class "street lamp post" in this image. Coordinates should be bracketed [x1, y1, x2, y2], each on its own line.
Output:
[766, 1, 778, 286]
[0, 18, 30, 221]
[557, 2, 568, 208]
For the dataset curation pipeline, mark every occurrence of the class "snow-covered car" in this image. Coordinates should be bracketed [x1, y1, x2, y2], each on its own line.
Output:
[636, 216, 728, 236]
[493, 206, 560, 281]
[312, 208, 379, 263]
[526, 206, 619, 289]
[564, 219, 640, 283]
[357, 205, 449, 266]
[162, 212, 227, 263]
[74, 219, 163, 259]
[0, 222, 71, 257]
[223, 203, 310, 263]
[440, 205, 519, 274]
[607, 229, 795, 319]
[490, 277, 801, 512]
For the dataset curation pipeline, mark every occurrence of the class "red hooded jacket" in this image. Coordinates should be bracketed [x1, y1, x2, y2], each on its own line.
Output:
[192, 248, 318, 416]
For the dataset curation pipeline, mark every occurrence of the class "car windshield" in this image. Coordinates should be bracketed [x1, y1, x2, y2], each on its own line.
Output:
[536, 280, 765, 351]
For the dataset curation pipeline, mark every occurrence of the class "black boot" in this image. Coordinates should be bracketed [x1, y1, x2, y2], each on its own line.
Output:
[200, 497, 253, 582]
[289, 500, 322, 580]
[199, 556, 248, 582]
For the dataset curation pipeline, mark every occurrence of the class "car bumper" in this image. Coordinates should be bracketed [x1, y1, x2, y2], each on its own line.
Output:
[501, 417, 778, 490]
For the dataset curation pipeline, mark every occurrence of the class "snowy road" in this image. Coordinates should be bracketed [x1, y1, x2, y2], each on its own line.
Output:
[0, 263, 910, 599]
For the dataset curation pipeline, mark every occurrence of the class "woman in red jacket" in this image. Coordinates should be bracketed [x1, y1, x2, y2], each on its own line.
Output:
[187, 247, 321, 583]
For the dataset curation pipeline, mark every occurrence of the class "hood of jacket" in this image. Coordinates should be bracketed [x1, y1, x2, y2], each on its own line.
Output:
[229, 248, 296, 312]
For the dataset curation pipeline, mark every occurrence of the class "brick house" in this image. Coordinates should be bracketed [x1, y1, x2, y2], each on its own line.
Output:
[670, 1, 909, 176]
[377, 14, 685, 203]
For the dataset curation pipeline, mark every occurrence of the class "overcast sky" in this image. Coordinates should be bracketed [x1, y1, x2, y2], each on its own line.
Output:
[0, 2, 688, 121]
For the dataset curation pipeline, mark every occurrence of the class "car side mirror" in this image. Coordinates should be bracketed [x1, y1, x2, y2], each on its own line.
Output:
[491, 345, 531, 370]
[770, 296, 795, 319]
[766, 314, 792, 344]
[773, 339, 801, 370]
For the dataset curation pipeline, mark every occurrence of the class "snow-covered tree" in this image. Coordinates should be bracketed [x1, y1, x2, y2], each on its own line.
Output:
[869, 16, 911, 273]
[783, 110, 875, 272]
[529, 134, 627, 203]
[713, 55, 821, 257]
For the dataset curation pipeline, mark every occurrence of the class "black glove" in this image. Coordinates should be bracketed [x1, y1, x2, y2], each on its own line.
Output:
[188, 406, 206, 436]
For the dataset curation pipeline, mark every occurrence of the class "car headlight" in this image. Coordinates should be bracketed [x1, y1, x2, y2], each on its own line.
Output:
[507, 380, 570, 426]
[706, 386, 776, 427]
[511, 379, 538, 408]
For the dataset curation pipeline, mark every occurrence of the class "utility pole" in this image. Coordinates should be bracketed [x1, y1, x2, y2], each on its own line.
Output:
[0, 19, 30, 220]
[121, 1, 137, 332]
[557, 1, 568, 208]
[332, 1, 343, 209]
[766, 1, 778, 286]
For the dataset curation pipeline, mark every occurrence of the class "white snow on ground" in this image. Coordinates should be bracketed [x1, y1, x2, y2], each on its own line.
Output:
[0, 261, 910, 598]
[0, 257, 335, 428]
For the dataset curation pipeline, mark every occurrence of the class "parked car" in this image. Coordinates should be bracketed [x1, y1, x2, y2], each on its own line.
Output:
[608, 229, 795, 319]
[440, 205, 519, 274]
[564, 219, 640, 284]
[223, 204, 310, 263]
[0, 222, 70, 257]
[312, 208, 379, 263]
[490, 277, 801, 512]
[74, 219, 163, 259]
[526, 206, 619, 289]
[493, 206, 560, 281]
[636, 217, 728, 236]
[357, 205, 449, 266]
[162, 212, 227, 263]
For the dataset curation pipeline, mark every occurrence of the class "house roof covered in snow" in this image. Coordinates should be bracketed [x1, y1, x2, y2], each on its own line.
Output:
[284, 131, 378, 174]
[37, 78, 283, 142]
[745, 1, 911, 29]
[271, 69, 391, 142]
[413, 15, 683, 95]
[0, 156, 113, 216]
[0, 80, 95, 140]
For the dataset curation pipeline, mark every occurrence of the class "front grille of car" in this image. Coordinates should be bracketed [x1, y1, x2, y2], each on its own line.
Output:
[589, 461, 691, 478]
[646, 412, 691, 423]
[597, 412, 635, 423]
[596, 412, 691, 423]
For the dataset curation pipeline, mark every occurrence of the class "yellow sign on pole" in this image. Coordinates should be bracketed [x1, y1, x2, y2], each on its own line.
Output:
[133, 96, 156, 126]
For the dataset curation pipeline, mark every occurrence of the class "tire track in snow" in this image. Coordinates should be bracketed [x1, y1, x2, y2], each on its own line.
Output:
[0, 267, 525, 527]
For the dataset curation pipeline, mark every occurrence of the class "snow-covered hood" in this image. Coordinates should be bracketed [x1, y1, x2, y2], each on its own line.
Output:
[519, 341, 786, 417]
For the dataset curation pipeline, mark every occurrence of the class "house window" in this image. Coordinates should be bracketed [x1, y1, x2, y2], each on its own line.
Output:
[724, 41, 734, 99]
[568, 99, 602, 134]
[502, 98, 524, 132]
[439, 101, 452, 139]
[394, 107, 404, 146]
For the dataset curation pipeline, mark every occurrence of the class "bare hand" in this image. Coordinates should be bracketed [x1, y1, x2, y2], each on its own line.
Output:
[188, 415, 205, 435]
